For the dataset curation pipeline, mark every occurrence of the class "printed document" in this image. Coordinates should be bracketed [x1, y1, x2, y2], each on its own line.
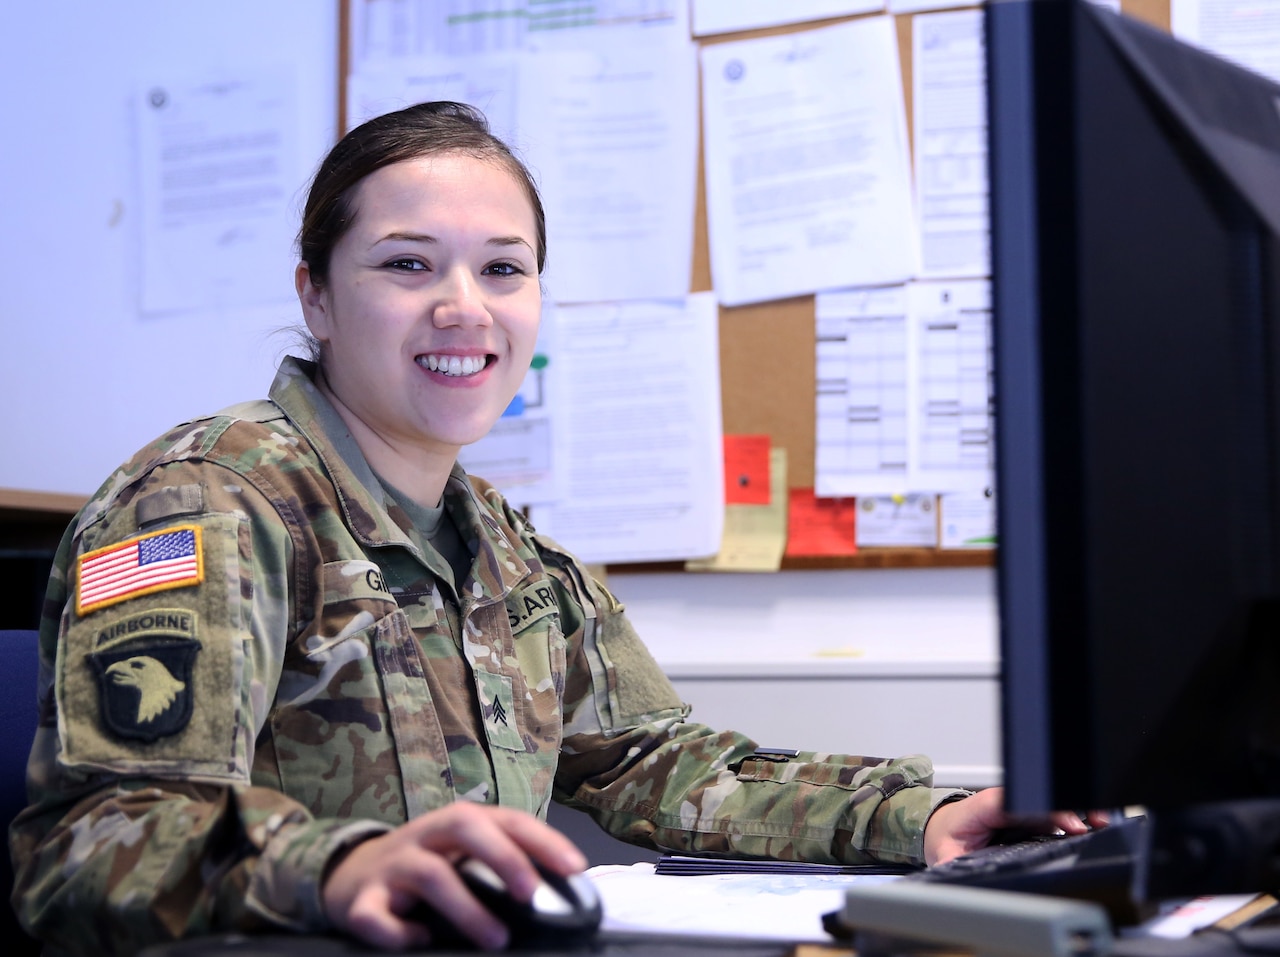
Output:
[527, 294, 723, 564]
[136, 67, 299, 313]
[458, 315, 561, 507]
[1172, 0, 1280, 81]
[814, 279, 992, 497]
[700, 17, 918, 306]
[520, 41, 699, 304]
[906, 278, 993, 493]
[346, 57, 521, 144]
[348, 0, 688, 66]
[589, 863, 898, 941]
[691, 0, 885, 37]
[815, 285, 911, 497]
[912, 8, 989, 279]
[346, 42, 699, 305]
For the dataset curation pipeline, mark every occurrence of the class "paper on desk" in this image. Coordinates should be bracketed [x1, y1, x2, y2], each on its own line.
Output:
[588, 863, 899, 942]
[1126, 894, 1261, 939]
[700, 17, 918, 306]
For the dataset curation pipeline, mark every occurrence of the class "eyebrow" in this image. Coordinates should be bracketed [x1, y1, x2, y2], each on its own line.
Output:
[379, 231, 535, 255]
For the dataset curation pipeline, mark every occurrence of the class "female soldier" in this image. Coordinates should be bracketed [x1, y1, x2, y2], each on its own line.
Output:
[11, 101, 1076, 955]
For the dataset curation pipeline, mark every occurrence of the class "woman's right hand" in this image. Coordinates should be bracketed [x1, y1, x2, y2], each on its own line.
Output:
[321, 802, 587, 951]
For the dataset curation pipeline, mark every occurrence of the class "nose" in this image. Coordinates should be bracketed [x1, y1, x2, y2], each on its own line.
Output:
[432, 267, 492, 329]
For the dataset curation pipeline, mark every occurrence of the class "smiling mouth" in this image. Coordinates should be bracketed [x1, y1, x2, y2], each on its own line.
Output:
[417, 354, 493, 377]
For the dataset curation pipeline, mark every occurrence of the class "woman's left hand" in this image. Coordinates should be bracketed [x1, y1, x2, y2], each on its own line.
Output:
[922, 787, 1104, 865]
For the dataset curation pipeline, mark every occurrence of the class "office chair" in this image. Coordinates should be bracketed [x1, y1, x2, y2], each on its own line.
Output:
[0, 629, 43, 957]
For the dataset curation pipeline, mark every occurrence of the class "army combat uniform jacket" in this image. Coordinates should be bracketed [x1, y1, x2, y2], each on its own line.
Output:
[11, 357, 968, 954]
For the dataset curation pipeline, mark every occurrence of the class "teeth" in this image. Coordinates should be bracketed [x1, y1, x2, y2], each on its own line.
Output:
[421, 354, 486, 376]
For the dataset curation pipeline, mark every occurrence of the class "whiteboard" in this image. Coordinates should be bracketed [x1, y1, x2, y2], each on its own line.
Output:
[0, 1, 339, 497]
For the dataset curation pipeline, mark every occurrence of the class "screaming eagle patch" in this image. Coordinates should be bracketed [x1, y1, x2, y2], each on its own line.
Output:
[86, 609, 201, 742]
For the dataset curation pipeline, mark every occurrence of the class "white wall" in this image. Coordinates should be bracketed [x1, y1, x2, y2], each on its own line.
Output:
[0, 1, 340, 496]
[609, 566, 1002, 788]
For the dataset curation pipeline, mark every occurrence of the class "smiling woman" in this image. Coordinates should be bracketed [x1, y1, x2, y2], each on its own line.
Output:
[297, 153, 543, 509]
[11, 101, 1023, 957]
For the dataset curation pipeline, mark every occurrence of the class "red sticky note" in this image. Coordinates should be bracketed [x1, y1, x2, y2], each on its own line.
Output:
[723, 435, 771, 505]
[785, 488, 858, 557]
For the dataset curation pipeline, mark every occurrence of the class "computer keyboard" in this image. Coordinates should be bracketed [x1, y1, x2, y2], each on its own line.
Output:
[899, 816, 1152, 925]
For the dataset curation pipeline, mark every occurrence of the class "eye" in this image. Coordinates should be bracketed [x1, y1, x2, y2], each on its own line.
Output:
[484, 260, 527, 278]
[384, 257, 427, 272]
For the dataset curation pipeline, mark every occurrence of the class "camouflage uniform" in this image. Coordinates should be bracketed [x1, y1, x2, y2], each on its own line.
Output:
[11, 357, 969, 954]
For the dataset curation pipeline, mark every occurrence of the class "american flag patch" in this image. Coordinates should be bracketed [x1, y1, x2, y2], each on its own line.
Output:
[76, 525, 204, 615]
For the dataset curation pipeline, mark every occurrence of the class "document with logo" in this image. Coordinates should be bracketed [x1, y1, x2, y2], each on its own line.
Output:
[136, 67, 300, 314]
[700, 17, 918, 306]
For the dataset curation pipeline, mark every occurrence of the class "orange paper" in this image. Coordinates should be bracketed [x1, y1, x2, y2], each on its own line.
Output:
[785, 488, 857, 557]
[723, 434, 771, 505]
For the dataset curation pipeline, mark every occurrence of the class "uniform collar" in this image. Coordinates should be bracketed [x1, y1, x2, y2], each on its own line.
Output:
[268, 356, 533, 604]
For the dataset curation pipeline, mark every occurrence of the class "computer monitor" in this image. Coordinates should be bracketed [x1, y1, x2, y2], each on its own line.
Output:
[987, 0, 1280, 895]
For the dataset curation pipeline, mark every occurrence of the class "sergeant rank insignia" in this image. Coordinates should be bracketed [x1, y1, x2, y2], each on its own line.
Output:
[87, 610, 201, 742]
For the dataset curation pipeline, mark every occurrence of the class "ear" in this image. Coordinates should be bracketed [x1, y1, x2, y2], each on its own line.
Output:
[296, 261, 332, 341]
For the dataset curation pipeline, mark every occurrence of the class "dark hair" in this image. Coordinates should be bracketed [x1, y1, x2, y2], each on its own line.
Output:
[297, 101, 546, 287]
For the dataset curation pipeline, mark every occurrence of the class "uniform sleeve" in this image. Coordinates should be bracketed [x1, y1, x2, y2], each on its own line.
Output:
[547, 557, 969, 867]
[8, 461, 389, 955]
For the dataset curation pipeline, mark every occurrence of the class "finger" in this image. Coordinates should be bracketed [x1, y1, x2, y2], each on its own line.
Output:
[1049, 811, 1088, 834]
[342, 880, 434, 951]
[412, 804, 586, 901]
[378, 848, 511, 951]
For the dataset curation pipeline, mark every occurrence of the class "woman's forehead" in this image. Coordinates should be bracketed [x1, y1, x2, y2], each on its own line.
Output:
[350, 154, 536, 228]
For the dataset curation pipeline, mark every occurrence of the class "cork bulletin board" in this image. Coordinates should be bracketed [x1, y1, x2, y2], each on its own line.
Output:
[335, 0, 1175, 571]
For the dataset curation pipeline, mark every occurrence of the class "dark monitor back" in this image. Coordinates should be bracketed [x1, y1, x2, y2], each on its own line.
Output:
[988, 0, 1280, 814]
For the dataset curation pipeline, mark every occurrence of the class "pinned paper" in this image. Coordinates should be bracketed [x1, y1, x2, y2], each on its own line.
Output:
[687, 448, 788, 572]
[784, 489, 857, 558]
[724, 434, 772, 505]
[856, 494, 938, 547]
[940, 489, 997, 549]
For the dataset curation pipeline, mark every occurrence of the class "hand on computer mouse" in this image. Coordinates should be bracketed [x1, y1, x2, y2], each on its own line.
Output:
[321, 803, 589, 951]
[408, 857, 602, 951]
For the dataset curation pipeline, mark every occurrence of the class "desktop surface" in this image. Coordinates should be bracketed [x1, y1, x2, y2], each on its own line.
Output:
[137, 931, 796, 957]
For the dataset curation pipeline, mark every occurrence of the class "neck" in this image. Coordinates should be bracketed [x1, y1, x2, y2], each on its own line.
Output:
[314, 371, 456, 509]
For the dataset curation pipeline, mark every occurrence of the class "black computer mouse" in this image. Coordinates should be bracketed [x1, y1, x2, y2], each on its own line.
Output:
[407, 857, 603, 951]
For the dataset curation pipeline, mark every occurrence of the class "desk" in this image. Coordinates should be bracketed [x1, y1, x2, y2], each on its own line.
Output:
[138, 933, 802, 957]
